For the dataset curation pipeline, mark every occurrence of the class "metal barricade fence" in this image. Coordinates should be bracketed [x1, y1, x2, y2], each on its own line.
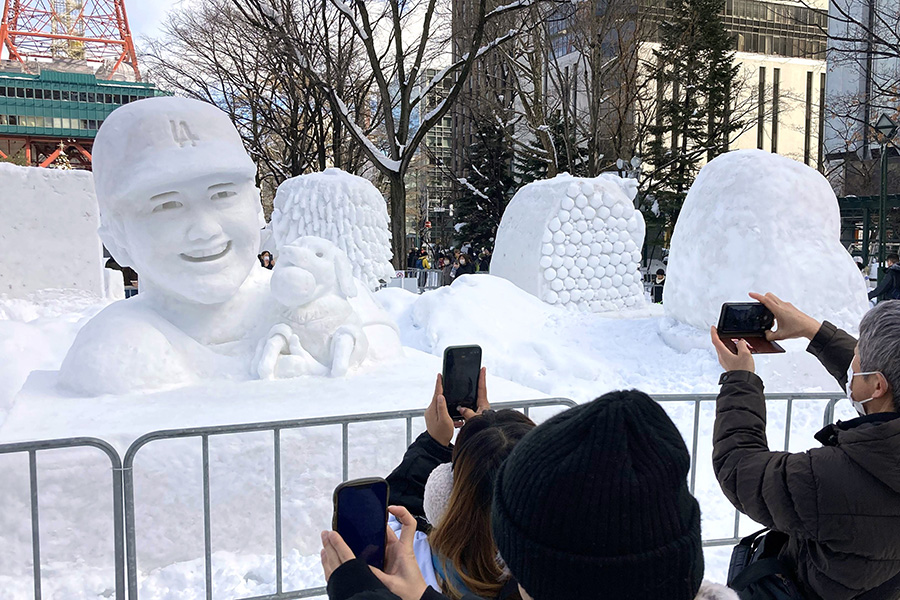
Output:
[652, 393, 845, 548]
[121, 398, 578, 600]
[0, 437, 126, 600]
[0, 393, 847, 598]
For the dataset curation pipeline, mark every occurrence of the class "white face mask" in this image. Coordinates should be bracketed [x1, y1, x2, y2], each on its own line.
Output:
[846, 366, 881, 417]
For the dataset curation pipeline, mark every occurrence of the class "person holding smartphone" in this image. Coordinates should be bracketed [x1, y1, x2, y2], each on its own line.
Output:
[710, 293, 900, 600]
[325, 367, 535, 600]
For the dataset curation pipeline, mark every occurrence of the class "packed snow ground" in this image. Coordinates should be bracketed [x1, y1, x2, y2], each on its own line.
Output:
[0, 277, 855, 598]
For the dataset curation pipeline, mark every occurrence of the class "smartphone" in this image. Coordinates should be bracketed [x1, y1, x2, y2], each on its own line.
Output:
[442, 345, 482, 420]
[332, 478, 389, 570]
[717, 302, 785, 354]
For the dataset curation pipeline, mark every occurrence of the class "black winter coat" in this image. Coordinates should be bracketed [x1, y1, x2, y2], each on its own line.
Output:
[713, 321, 900, 600]
[868, 263, 900, 300]
[386, 431, 452, 527]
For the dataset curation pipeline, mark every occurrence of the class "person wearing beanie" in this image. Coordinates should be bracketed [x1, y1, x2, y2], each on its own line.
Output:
[320, 391, 739, 600]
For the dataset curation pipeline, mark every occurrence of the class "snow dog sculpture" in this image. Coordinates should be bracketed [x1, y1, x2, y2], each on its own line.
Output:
[664, 149, 869, 331]
[58, 97, 400, 395]
[270, 169, 394, 291]
[254, 237, 370, 378]
[491, 173, 646, 312]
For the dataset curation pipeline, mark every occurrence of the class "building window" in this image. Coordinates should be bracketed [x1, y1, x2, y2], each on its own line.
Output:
[79, 92, 87, 102]
[53, 117, 62, 128]
[88, 119, 97, 129]
[16, 88, 24, 98]
[804, 71, 813, 164]
[53, 90, 60, 100]
[80, 119, 88, 129]
[105, 94, 112, 103]
[757, 67, 765, 150]
[87, 92, 95, 103]
[25, 88, 33, 99]
[8, 115, 16, 126]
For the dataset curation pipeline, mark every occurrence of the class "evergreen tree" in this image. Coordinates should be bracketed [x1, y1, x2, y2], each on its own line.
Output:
[645, 0, 740, 227]
[456, 119, 517, 251]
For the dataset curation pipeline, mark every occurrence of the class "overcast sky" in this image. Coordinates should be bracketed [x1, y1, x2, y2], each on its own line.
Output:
[127, 0, 183, 42]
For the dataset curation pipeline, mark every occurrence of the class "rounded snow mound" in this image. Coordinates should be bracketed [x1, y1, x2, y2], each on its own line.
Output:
[491, 173, 646, 312]
[664, 149, 868, 332]
[270, 169, 394, 291]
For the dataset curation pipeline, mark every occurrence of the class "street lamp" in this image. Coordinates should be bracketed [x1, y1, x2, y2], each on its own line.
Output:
[875, 113, 897, 272]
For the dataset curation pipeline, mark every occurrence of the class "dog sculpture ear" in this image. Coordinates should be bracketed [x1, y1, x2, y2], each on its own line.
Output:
[334, 249, 357, 298]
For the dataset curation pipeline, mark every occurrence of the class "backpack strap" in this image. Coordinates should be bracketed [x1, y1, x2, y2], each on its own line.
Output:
[729, 558, 786, 592]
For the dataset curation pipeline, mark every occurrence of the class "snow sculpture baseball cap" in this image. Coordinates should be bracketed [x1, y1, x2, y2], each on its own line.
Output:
[93, 96, 257, 211]
[492, 390, 704, 600]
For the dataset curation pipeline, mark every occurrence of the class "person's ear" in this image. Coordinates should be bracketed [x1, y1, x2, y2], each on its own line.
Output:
[873, 372, 891, 399]
[99, 220, 134, 267]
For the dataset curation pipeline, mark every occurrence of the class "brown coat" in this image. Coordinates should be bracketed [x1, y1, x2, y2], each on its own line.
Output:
[713, 321, 900, 600]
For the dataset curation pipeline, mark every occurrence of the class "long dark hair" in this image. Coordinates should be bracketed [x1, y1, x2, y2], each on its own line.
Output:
[429, 410, 535, 600]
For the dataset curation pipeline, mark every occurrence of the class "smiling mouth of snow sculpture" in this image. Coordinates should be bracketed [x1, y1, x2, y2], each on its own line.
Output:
[56, 97, 399, 396]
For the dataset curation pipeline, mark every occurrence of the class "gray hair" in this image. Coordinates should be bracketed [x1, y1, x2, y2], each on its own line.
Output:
[858, 300, 900, 411]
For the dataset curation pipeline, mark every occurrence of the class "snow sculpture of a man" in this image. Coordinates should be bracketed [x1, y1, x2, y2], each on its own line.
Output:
[58, 97, 400, 396]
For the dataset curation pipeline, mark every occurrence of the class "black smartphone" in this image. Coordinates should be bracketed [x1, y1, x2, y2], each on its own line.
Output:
[717, 302, 785, 354]
[332, 478, 389, 570]
[718, 302, 775, 334]
[442, 345, 482, 420]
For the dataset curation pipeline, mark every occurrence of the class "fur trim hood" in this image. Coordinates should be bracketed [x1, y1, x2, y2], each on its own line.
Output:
[696, 581, 740, 600]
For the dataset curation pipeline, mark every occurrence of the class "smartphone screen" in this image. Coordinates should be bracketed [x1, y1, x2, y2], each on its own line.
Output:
[719, 303, 775, 335]
[333, 478, 388, 570]
[442, 345, 482, 420]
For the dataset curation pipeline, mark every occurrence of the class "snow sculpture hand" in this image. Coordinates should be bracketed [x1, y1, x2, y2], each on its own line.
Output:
[259, 237, 370, 378]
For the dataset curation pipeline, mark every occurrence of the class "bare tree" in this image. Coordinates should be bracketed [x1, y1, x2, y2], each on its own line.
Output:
[816, 0, 900, 195]
[235, 0, 536, 267]
[142, 0, 376, 214]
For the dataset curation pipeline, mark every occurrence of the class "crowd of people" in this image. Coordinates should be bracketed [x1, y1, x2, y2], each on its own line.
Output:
[407, 245, 493, 286]
[318, 293, 900, 600]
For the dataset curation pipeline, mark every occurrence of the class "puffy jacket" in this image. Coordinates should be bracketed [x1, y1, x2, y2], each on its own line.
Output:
[713, 321, 900, 600]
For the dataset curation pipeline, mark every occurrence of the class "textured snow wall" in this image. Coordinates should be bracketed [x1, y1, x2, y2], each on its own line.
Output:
[664, 149, 869, 331]
[491, 173, 646, 312]
[0, 163, 106, 298]
[271, 169, 394, 291]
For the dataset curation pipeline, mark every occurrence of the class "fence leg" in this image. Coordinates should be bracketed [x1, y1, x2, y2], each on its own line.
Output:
[690, 400, 701, 494]
[29, 450, 42, 600]
[202, 435, 212, 600]
[274, 429, 283, 595]
[342, 424, 349, 482]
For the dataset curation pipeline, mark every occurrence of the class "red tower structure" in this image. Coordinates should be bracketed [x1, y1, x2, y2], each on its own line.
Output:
[0, 0, 140, 81]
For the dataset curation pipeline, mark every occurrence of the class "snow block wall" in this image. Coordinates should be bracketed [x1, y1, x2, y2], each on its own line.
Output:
[664, 149, 869, 331]
[491, 174, 646, 312]
[0, 163, 105, 298]
[270, 169, 394, 291]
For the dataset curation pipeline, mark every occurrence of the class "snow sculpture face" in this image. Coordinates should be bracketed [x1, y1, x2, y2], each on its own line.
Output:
[271, 237, 358, 308]
[92, 97, 263, 304]
[664, 149, 869, 331]
[270, 169, 394, 291]
[491, 174, 646, 312]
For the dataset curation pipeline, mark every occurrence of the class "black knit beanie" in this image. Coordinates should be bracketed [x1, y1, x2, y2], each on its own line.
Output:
[491, 390, 703, 600]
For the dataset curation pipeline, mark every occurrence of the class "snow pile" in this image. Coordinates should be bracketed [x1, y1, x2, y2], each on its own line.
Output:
[0, 163, 112, 298]
[491, 174, 646, 312]
[664, 150, 869, 332]
[271, 169, 394, 291]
